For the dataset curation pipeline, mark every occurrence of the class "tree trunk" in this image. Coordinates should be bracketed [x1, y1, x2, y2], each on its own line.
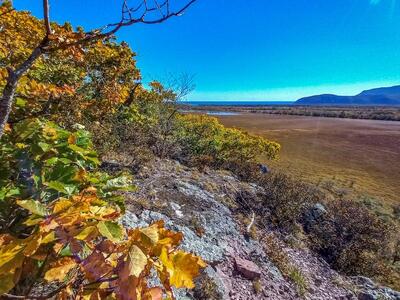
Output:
[0, 69, 18, 139]
[0, 45, 44, 139]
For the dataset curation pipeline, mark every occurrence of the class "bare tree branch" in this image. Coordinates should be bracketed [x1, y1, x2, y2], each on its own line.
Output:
[164, 72, 196, 100]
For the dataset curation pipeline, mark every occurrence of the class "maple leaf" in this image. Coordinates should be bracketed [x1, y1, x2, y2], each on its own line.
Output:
[159, 247, 206, 289]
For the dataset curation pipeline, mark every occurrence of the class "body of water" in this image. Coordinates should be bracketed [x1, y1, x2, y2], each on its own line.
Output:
[180, 109, 240, 116]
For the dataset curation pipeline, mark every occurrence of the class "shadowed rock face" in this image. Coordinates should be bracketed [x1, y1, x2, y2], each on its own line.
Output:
[117, 158, 399, 300]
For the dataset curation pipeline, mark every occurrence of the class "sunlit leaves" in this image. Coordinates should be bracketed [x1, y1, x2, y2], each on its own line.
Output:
[1, 8, 141, 126]
[97, 221, 124, 243]
[16, 199, 48, 216]
[159, 248, 206, 289]
[0, 186, 206, 297]
[176, 114, 281, 166]
[0, 118, 205, 297]
[44, 257, 77, 282]
[127, 245, 147, 277]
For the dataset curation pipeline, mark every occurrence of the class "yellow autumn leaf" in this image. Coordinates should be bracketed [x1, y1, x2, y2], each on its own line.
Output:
[73, 168, 87, 182]
[53, 199, 74, 214]
[159, 247, 206, 289]
[4, 123, 12, 133]
[67, 134, 77, 144]
[44, 257, 77, 282]
[15, 143, 26, 149]
[23, 214, 44, 226]
[0, 242, 25, 273]
[75, 226, 98, 241]
[127, 245, 147, 277]
[0, 270, 18, 295]
[42, 232, 56, 244]
[23, 234, 42, 256]
[42, 125, 58, 139]
[140, 224, 159, 245]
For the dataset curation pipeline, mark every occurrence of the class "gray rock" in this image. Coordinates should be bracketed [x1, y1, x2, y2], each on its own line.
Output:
[304, 203, 328, 231]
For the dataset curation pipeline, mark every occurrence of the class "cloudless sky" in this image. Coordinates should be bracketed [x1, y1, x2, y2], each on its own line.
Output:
[14, 0, 400, 101]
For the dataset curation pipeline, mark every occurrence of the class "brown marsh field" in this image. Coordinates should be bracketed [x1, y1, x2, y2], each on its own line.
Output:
[216, 113, 400, 205]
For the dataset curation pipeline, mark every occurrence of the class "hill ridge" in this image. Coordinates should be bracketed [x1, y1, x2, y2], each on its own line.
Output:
[296, 85, 400, 105]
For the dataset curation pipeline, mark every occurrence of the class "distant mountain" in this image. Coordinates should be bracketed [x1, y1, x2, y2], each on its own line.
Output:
[295, 85, 400, 106]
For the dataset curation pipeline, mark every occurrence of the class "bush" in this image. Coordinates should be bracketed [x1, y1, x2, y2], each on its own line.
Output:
[0, 118, 205, 298]
[174, 114, 280, 168]
[306, 199, 398, 286]
[256, 173, 323, 231]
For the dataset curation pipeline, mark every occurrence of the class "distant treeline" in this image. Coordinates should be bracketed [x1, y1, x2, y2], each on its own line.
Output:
[184, 105, 400, 121]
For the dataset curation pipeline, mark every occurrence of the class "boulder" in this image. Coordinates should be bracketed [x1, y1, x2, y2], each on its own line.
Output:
[234, 257, 262, 280]
[303, 203, 328, 231]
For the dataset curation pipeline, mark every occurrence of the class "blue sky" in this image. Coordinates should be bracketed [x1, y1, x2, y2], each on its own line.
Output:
[15, 0, 400, 101]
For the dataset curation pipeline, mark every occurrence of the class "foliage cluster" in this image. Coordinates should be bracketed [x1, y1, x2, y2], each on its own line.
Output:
[0, 5, 140, 128]
[306, 199, 400, 289]
[173, 114, 280, 168]
[0, 119, 205, 298]
[91, 101, 280, 173]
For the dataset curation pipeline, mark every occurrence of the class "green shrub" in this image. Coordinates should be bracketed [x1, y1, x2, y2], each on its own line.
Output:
[0, 118, 205, 297]
[0, 118, 132, 234]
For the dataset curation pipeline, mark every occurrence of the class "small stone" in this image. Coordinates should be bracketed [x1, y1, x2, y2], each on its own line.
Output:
[234, 257, 261, 280]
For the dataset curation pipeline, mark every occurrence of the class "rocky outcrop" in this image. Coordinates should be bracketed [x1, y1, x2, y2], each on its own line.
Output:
[117, 158, 399, 300]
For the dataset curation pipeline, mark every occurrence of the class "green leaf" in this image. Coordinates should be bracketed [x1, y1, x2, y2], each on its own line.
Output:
[16, 199, 48, 216]
[0, 188, 21, 201]
[68, 144, 88, 155]
[38, 142, 51, 152]
[15, 97, 26, 107]
[45, 157, 58, 166]
[46, 181, 76, 196]
[84, 155, 100, 165]
[97, 221, 124, 242]
[14, 119, 40, 140]
[60, 245, 73, 257]
[59, 158, 72, 164]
